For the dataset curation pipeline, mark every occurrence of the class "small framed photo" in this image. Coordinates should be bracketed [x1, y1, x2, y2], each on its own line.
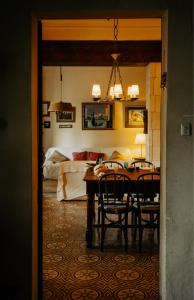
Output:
[42, 101, 50, 117]
[125, 105, 148, 133]
[82, 102, 114, 130]
[56, 107, 76, 122]
[43, 121, 51, 128]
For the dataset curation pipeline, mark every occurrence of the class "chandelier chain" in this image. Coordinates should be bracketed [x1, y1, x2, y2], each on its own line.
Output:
[60, 66, 63, 101]
[114, 19, 118, 41]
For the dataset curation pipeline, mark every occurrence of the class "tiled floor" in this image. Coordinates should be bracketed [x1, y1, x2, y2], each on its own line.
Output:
[42, 197, 159, 300]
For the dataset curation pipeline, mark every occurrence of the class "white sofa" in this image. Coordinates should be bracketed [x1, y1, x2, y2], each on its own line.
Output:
[43, 146, 132, 201]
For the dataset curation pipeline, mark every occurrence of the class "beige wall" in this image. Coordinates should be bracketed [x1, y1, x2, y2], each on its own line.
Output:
[43, 66, 147, 158]
[146, 62, 161, 166]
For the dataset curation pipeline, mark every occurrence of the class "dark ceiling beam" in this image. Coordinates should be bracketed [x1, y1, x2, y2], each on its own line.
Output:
[42, 40, 161, 66]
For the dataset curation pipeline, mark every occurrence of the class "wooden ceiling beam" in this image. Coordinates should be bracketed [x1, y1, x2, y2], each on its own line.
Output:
[42, 40, 161, 66]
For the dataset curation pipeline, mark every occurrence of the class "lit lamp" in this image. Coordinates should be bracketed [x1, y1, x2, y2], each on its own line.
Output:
[48, 101, 73, 112]
[134, 133, 146, 159]
[112, 83, 123, 99]
[128, 84, 139, 101]
[48, 66, 73, 112]
[92, 84, 101, 101]
[91, 19, 139, 102]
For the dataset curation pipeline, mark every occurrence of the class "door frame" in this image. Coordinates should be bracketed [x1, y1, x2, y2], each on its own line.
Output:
[31, 12, 167, 300]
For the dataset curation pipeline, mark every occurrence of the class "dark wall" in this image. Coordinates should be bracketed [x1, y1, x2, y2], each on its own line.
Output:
[0, 1, 193, 300]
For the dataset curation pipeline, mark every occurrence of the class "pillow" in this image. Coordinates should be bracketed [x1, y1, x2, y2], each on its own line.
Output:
[72, 151, 87, 160]
[87, 151, 104, 161]
[47, 150, 69, 163]
[109, 150, 131, 161]
[109, 150, 122, 160]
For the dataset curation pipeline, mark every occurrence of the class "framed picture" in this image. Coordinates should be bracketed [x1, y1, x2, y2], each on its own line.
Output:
[56, 107, 76, 122]
[125, 106, 148, 133]
[43, 121, 51, 128]
[82, 102, 113, 130]
[42, 101, 50, 116]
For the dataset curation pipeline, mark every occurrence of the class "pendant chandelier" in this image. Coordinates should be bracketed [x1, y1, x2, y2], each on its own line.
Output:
[48, 66, 73, 112]
[92, 19, 139, 102]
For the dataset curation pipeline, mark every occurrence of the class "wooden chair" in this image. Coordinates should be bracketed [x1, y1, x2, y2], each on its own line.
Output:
[133, 172, 160, 252]
[98, 172, 133, 252]
[102, 160, 124, 169]
[130, 160, 154, 169]
[96, 160, 124, 224]
[130, 160, 154, 227]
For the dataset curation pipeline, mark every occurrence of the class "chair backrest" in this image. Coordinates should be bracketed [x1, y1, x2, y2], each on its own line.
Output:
[131, 160, 154, 169]
[136, 172, 160, 203]
[98, 173, 131, 207]
[102, 160, 124, 169]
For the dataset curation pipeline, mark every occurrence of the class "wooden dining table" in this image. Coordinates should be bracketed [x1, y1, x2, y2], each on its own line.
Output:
[83, 167, 160, 248]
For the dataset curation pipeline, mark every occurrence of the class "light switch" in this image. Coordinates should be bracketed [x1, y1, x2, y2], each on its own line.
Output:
[180, 122, 191, 136]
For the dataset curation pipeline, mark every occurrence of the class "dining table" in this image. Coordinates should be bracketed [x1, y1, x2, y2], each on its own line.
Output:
[83, 167, 160, 248]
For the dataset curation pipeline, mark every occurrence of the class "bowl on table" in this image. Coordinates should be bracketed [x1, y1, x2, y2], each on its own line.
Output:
[127, 166, 135, 172]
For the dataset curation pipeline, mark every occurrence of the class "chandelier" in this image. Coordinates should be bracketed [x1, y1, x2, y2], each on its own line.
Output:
[48, 66, 73, 112]
[92, 19, 139, 102]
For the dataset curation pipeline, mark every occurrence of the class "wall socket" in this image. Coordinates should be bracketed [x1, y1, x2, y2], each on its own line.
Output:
[180, 122, 191, 136]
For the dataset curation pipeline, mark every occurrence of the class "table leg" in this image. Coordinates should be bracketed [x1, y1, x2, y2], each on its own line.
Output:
[86, 192, 95, 248]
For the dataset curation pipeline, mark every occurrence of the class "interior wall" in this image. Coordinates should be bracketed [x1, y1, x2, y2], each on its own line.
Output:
[43, 66, 147, 158]
[146, 62, 161, 167]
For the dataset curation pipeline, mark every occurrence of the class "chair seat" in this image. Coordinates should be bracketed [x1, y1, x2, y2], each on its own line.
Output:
[103, 204, 131, 214]
[141, 205, 160, 213]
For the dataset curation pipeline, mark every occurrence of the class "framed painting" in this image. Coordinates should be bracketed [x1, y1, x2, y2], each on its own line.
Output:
[125, 106, 148, 133]
[82, 102, 113, 130]
[56, 107, 76, 122]
[42, 101, 50, 117]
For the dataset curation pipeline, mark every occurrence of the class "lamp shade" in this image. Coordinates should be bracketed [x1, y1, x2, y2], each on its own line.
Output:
[48, 101, 73, 112]
[92, 84, 101, 98]
[134, 133, 146, 145]
[128, 84, 139, 98]
[113, 84, 123, 98]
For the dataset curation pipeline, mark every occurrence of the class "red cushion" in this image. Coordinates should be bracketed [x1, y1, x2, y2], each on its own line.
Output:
[72, 151, 87, 160]
[87, 151, 103, 161]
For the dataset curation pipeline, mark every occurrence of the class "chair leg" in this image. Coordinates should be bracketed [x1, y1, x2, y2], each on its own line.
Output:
[138, 217, 143, 252]
[132, 211, 138, 242]
[157, 215, 160, 244]
[97, 207, 100, 224]
[124, 213, 128, 252]
[100, 213, 105, 251]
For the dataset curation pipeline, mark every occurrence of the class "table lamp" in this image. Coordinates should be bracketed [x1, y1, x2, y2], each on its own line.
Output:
[134, 133, 146, 159]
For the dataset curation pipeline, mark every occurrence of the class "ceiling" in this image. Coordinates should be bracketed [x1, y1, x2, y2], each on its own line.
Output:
[42, 19, 161, 66]
[42, 18, 161, 41]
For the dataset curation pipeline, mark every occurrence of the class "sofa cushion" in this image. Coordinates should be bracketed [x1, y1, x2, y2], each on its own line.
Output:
[87, 151, 104, 161]
[72, 151, 87, 161]
[47, 150, 69, 163]
[109, 150, 122, 160]
[101, 147, 131, 160]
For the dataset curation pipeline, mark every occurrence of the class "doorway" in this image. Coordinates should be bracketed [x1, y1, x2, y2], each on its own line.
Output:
[40, 18, 163, 299]
[31, 14, 167, 300]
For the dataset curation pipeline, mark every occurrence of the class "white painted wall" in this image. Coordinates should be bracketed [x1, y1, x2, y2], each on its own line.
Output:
[43, 66, 147, 158]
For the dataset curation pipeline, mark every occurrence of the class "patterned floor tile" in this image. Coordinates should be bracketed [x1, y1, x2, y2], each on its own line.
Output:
[42, 197, 159, 299]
